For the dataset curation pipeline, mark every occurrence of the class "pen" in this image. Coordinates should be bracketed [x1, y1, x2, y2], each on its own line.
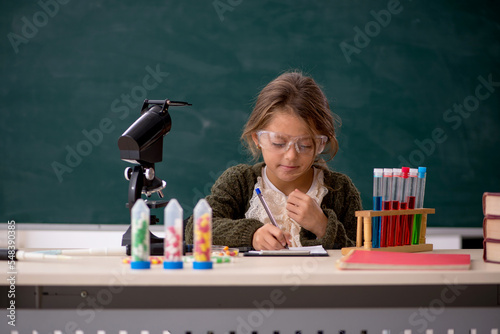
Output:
[32, 243, 176, 256]
[0, 249, 74, 261]
[34, 247, 127, 256]
[255, 187, 288, 248]
[256, 187, 279, 227]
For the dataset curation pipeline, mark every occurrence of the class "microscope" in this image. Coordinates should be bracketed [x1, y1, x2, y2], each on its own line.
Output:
[118, 99, 190, 247]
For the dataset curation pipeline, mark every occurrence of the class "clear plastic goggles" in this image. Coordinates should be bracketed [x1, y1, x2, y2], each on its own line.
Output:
[256, 131, 327, 155]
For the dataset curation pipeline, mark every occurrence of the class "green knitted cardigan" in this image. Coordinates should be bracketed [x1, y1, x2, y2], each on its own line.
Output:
[185, 162, 362, 249]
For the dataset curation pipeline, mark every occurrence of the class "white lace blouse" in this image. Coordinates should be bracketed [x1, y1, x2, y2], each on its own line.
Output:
[244, 166, 328, 247]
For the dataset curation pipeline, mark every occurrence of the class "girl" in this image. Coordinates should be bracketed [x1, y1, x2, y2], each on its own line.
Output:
[185, 71, 362, 250]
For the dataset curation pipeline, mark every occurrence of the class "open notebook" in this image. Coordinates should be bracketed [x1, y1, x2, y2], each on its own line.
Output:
[245, 245, 328, 256]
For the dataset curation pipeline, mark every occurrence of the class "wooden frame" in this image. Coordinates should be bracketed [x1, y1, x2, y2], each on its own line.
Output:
[341, 208, 435, 255]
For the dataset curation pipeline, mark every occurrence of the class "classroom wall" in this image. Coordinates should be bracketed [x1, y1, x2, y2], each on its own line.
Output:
[1, 1, 499, 228]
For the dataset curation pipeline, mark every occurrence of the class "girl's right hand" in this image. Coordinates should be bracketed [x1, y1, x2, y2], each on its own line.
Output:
[252, 224, 291, 250]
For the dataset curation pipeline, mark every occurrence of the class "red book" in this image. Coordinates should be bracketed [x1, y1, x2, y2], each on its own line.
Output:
[483, 216, 500, 240]
[483, 239, 500, 264]
[483, 192, 500, 217]
[337, 250, 470, 270]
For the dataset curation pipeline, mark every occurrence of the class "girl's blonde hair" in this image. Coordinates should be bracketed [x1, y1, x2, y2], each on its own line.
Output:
[241, 71, 340, 161]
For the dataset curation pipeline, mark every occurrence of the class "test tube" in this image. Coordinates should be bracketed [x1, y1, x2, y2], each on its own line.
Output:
[193, 198, 213, 270]
[372, 168, 383, 248]
[412, 167, 427, 244]
[405, 168, 418, 245]
[380, 168, 393, 248]
[395, 167, 409, 246]
[131, 199, 150, 269]
[164, 199, 184, 270]
[388, 168, 402, 247]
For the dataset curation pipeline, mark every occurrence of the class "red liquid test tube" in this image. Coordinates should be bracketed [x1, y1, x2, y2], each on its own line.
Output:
[397, 167, 410, 246]
[389, 168, 402, 247]
[380, 168, 393, 247]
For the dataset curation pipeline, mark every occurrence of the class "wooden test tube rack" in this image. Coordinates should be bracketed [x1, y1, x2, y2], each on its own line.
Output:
[341, 208, 435, 256]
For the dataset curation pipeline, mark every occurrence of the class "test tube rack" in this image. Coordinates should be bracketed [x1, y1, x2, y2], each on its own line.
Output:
[341, 208, 435, 255]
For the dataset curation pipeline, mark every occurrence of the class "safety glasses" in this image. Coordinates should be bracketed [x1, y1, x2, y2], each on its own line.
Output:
[256, 130, 327, 155]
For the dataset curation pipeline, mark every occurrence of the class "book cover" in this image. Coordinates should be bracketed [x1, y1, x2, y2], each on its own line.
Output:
[336, 250, 470, 270]
[483, 192, 500, 217]
[483, 239, 500, 264]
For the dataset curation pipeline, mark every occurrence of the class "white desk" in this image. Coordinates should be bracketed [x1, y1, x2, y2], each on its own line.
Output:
[1, 249, 499, 333]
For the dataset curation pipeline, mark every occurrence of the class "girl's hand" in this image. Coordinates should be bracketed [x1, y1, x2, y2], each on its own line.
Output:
[286, 189, 327, 238]
[252, 224, 291, 250]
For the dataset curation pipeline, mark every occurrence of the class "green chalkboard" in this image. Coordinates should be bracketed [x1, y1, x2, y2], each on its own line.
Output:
[1, 0, 499, 228]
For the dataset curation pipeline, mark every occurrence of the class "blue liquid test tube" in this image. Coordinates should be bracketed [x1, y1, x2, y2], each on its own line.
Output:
[372, 168, 383, 248]
[164, 199, 184, 269]
[193, 198, 213, 270]
[131, 199, 151, 269]
[380, 168, 393, 248]
[412, 167, 427, 244]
